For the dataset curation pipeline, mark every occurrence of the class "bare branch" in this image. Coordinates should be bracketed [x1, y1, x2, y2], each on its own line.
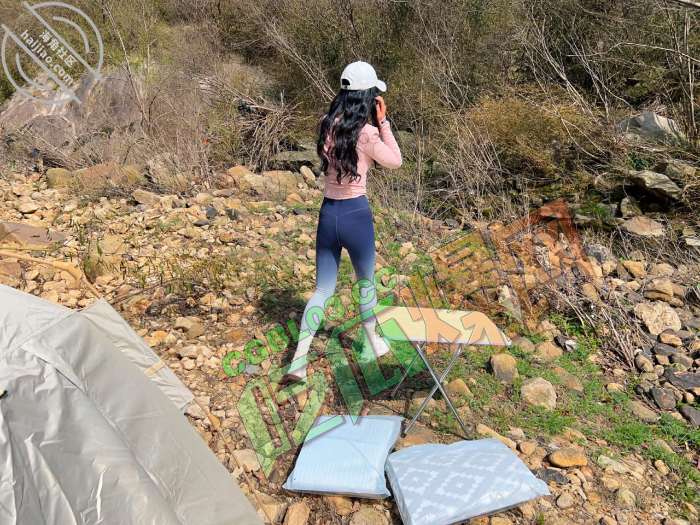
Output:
[668, 0, 700, 9]
[608, 42, 700, 65]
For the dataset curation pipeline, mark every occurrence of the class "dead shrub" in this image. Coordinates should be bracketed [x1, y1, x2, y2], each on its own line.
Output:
[200, 77, 297, 171]
[428, 115, 514, 224]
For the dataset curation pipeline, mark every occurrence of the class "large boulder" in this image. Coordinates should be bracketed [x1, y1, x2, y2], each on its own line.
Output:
[22, 114, 76, 151]
[76, 70, 143, 133]
[0, 69, 142, 166]
[261, 170, 303, 196]
[618, 111, 685, 144]
[626, 170, 682, 200]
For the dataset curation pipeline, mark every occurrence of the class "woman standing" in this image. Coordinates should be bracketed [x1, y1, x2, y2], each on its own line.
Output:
[281, 61, 402, 384]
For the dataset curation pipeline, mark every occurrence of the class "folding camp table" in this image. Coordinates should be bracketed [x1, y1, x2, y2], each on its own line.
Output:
[375, 306, 511, 436]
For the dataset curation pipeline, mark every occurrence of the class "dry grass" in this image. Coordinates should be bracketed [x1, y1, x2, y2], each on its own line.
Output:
[467, 94, 605, 183]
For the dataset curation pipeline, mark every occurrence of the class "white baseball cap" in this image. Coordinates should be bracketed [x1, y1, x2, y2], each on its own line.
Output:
[340, 61, 387, 92]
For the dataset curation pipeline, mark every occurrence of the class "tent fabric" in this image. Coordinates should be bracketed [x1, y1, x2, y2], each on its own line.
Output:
[0, 284, 71, 352]
[79, 299, 193, 410]
[0, 285, 262, 525]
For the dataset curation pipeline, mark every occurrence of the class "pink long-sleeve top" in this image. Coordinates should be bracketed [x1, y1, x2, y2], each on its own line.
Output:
[323, 120, 402, 199]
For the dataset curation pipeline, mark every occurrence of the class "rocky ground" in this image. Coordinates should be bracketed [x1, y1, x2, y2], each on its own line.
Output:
[1, 161, 699, 525]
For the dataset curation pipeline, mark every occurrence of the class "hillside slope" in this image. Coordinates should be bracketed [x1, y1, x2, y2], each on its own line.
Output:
[0, 160, 698, 524]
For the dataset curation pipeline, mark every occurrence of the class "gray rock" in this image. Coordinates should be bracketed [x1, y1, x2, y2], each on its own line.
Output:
[244, 364, 261, 376]
[685, 318, 700, 331]
[598, 455, 630, 474]
[555, 334, 578, 353]
[556, 493, 575, 509]
[232, 449, 261, 472]
[674, 329, 694, 342]
[680, 405, 700, 427]
[21, 115, 76, 154]
[663, 368, 700, 390]
[654, 343, 678, 357]
[651, 387, 676, 410]
[618, 111, 685, 144]
[627, 170, 682, 200]
[585, 243, 615, 265]
[0, 69, 143, 163]
[535, 468, 569, 485]
[670, 353, 693, 369]
[636, 380, 654, 395]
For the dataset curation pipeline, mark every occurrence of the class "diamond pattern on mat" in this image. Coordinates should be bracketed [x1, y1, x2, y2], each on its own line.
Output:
[386, 439, 550, 525]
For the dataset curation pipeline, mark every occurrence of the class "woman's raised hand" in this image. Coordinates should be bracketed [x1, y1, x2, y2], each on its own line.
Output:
[375, 96, 387, 123]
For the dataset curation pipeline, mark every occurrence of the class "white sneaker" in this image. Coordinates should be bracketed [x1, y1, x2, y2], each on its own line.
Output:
[366, 332, 392, 360]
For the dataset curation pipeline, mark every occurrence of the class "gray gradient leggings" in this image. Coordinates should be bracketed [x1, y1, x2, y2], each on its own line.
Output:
[288, 195, 380, 374]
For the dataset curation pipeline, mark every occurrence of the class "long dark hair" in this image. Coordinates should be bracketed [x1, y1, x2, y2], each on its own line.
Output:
[317, 87, 380, 184]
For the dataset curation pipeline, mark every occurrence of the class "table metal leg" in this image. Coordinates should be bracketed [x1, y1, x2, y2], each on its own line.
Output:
[390, 342, 422, 399]
[403, 344, 469, 437]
